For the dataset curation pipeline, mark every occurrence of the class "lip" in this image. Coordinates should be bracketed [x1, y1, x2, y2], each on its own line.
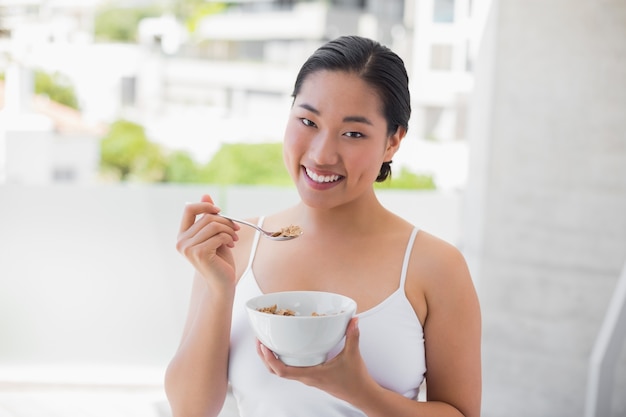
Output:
[302, 166, 344, 190]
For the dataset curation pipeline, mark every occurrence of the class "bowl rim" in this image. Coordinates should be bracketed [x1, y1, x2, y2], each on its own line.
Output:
[245, 290, 357, 318]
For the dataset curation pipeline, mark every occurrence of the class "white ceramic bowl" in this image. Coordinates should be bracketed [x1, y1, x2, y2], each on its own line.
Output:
[246, 291, 357, 367]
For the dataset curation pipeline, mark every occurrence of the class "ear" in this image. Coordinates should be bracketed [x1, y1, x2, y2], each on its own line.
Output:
[383, 126, 406, 162]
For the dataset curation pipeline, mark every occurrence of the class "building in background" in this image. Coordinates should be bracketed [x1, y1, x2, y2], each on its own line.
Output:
[0, 72, 103, 185]
[0, 0, 482, 187]
[411, 0, 474, 142]
[0, 0, 103, 184]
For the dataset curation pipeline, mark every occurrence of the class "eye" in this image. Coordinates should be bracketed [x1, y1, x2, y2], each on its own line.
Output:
[300, 118, 317, 128]
[344, 131, 364, 139]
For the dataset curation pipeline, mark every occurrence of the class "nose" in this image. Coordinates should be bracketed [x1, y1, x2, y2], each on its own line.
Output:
[309, 130, 339, 166]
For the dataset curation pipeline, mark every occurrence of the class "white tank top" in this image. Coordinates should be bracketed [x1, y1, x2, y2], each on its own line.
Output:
[229, 219, 426, 417]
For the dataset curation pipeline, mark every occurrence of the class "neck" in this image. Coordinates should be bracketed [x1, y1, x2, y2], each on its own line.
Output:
[293, 192, 390, 237]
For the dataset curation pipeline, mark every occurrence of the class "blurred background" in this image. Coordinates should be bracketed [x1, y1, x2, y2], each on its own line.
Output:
[0, 0, 625, 416]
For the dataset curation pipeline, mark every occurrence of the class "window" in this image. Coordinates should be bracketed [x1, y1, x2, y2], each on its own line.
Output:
[433, 0, 455, 23]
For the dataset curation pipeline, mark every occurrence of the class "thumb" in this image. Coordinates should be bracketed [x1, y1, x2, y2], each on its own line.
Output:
[344, 317, 360, 354]
[201, 194, 214, 204]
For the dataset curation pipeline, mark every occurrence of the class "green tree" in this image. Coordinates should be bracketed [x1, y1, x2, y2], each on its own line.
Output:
[375, 167, 436, 190]
[94, 3, 161, 42]
[93, 1, 227, 43]
[34, 70, 79, 110]
[100, 119, 166, 181]
[165, 150, 201, 183]
[173, 1, 228, 33]
[199, 143, 292, 186]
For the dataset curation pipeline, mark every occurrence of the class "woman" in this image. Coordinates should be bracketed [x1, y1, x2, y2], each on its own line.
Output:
[165, 36, 481, 417]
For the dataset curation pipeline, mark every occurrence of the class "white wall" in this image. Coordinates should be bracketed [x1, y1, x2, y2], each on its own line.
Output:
[0, 184, 461, 384]
[465, 1, 626, 416]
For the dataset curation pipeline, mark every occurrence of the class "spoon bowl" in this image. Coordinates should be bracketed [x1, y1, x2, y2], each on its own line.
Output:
[218, 214, 302, 241]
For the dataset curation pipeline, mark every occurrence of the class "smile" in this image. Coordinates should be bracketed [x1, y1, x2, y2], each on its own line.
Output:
[305, 167, 343, 183]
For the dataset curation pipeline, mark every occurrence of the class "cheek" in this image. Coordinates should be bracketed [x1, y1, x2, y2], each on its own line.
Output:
[282, 123, 303, 168]
[360, 158, 382, 181]
[347, 148, 386, 182]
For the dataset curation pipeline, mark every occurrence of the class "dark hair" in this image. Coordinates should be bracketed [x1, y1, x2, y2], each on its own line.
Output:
[292, 36, 411, 182]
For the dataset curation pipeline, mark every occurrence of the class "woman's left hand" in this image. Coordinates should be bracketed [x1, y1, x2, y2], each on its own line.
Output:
[256, 317, 374, 402]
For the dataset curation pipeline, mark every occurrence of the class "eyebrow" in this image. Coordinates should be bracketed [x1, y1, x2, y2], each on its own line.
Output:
[298, 103, 374, 126]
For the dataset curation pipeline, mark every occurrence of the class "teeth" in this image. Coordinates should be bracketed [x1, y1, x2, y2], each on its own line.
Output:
[306, 167, 341, 183]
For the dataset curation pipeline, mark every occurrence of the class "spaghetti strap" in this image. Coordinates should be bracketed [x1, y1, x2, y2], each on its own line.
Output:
[245, 216, 265, 272]
[399, 227, 419, 287]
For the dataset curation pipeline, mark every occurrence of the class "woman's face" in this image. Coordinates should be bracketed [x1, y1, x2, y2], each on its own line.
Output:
[283, 70, 402, 209]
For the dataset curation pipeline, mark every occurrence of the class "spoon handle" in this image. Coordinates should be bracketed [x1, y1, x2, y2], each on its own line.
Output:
[217, 213, 273, 237]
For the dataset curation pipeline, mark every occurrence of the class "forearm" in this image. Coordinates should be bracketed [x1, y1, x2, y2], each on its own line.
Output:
[349, 383, 466, 417]
[165, 282, 235, 417]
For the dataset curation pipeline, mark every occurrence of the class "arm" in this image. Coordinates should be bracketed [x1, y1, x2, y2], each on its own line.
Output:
[164, 195, 241, 417]
[257, 236, 481, 417]
[349, 238, 482, 417]
[419, 243, 482, 417]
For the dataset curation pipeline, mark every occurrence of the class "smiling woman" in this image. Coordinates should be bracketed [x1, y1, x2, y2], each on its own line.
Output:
[165, 36, 481, 417]
[283, 69, 402, 202]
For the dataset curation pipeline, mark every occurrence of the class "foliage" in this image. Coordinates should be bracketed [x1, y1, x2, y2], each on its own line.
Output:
[173, 0, 228, 33]
[93, 1, 227, 42]
[164, 150, 202, 183]
[199, 143, 293, 186]
[100, 119, 166, 181]
[34, 70, 79, 110]
[94, 3, 161, 42]
[0, 70, 78, 109]
[375, 166, 436, 190]
[98, 121, 435, 189]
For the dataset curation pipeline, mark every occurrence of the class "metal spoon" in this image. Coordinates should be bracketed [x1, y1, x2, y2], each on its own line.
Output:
[217, 213, 302, 241]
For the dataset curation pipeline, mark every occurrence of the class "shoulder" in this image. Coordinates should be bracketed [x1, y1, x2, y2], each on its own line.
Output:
[406, 231, 482, 415]
[406, 230, 477, 322]
[412, 231, 469, 281]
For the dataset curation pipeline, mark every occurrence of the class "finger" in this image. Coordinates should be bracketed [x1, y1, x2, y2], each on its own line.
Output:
[177, 213, 240, 260]
[201, 194, 214, 204]
[177, 222, 238, 257]
[343, 317, 360, 354]
[188, 203, 240, 233]
[261, 344, 287, 371]
[198, 214, 240, 242]
[256, 341, 277, 375]
[179, 199, 220, 234]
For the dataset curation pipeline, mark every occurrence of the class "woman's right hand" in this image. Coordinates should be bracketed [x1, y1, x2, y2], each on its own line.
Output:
[168, 194, 241, 417]
[176, 194, 241, 289]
